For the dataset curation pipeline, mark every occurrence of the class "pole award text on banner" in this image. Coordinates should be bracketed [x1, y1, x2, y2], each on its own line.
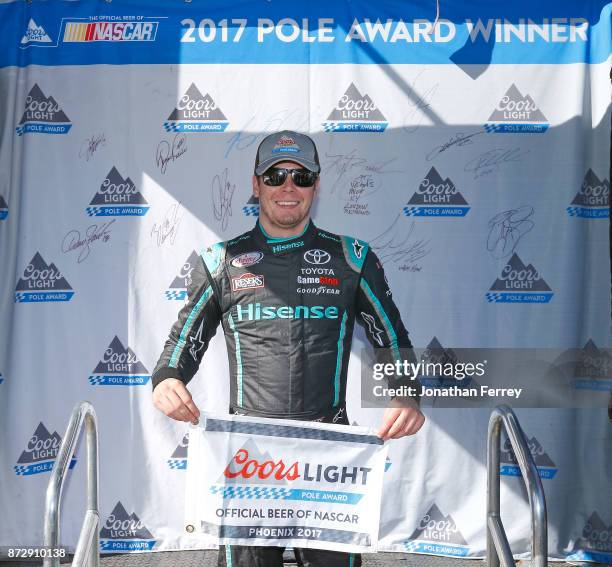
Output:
[185, 413, 388, 553]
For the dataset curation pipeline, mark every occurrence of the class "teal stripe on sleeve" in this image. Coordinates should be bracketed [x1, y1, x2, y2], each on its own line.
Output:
[333, 310, 348, 407]
[360, 279, 402, 361]
[228, 313, 243, 406]
[169, 286, 213, 367]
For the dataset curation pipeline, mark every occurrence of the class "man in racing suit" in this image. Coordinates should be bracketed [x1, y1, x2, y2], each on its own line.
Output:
[152, 130, 424, 567]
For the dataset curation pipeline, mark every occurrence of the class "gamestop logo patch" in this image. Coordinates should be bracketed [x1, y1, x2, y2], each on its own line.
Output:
[405, 504, 469, 557]
[100, 502, 156, 552]
[232, 273, 264, 292]
[14, 423, 76, 476]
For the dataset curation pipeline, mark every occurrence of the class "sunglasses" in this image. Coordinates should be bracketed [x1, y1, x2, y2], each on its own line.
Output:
[261, 167, 318, 188]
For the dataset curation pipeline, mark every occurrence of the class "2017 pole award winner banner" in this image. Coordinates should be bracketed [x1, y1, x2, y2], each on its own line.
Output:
[184, 414, 388, 554]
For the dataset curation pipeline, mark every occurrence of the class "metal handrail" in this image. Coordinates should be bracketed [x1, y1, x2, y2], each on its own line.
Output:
[43, 402, 99, 567]
[487, 405, 547, 567]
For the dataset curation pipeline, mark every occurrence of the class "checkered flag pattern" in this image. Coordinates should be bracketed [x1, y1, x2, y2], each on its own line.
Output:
[485, 292, 503, 303]
[210, 485, 292, 500]
[242, 206, 260, 216]
[167, 459, 187, 470]
[163, 122, 180, 132]
[85, 207, 103, 217]
[483, 123, 502, 133]
[322, 122, 339, 132]
[164, 290, 187, 300]
[88, 376, 104, 385]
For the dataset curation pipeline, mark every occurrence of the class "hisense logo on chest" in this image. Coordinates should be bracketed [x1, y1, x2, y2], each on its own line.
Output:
[235, 303, 338, 320]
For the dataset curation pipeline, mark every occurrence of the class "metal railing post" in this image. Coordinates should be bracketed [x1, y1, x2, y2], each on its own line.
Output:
[486, 405, 547, 567]
[43, 402, 99, 567]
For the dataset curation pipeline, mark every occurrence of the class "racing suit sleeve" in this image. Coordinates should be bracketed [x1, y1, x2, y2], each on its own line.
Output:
[355, 248, 419, 403]
[151, 254, 222, 390]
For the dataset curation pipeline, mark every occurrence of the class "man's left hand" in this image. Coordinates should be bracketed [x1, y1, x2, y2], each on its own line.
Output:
[377, 401, 425, 440]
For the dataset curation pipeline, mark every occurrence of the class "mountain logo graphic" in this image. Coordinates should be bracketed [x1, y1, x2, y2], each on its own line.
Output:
[86, 167, 149, 217]
[20, 18, 53, 46]
[164, 83, 229, 133]
[323, 83, 388, 133]
[486, 253, 553, 303]
[0, 195, 8, 221]
[500, 435, 558, 479]
[89, 336, 150, 386]
[14, 423, 76, 476]
[243, 194, 260, 216]
[405, 504, 469, 557]
[403, 167, 470, 218]
[165, 250, 199, 300]
[100, 502, 156, 552]
[485, 84, 548, 134]
[567, 169, 609, 219]
[168, 433, 189, 470]
[570, 339, 612, 392]
[16, 84, 71, 136]
[566, 512, 612, 563]
[15, 253, 74, 303]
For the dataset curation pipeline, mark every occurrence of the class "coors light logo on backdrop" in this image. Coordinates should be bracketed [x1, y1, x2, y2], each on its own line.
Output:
[567, 512, 612, 563]
[16, 84, 71, 136]
[571, 339, 612, 391]
[405, 504, 469, 557]
[0, 195, 8, 220]
[168, 433, 189, 470]
[417, 337, 469, 389]
[14, 423, 76, 476]
[15, 253, 74, 303]
[323, 83, 388, 133]
[165, 250, 199, 301]
[20, 18, 53, 47]
[86, 167, 149, 217]
[100, 502, 156, 552]
[89, 336, 150, 386]
[403, 167, 470, 218]
[486, 253, 553, 303]
[485, 84, 548, 134]
[243, 195, 260, 216]
[500, 435, 558, 479]
[164, 83, 229, 133]
[567, 169, 610, 219]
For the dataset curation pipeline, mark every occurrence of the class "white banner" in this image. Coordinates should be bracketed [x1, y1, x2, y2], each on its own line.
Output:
[185, 413, 388, 554]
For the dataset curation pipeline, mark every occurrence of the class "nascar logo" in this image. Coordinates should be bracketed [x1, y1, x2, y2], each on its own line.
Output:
[232, 273, 264, 292]
[63, 21, 158, 42]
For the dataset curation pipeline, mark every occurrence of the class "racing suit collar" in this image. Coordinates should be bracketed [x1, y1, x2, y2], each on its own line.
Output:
[253, 220, 317, 254]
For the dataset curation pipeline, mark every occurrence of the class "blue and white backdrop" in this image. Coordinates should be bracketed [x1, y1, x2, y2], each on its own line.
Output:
[0, 0, 610, 561]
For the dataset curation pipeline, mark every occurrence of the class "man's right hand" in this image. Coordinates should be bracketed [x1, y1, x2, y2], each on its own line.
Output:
[153, 378, 201, 424]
